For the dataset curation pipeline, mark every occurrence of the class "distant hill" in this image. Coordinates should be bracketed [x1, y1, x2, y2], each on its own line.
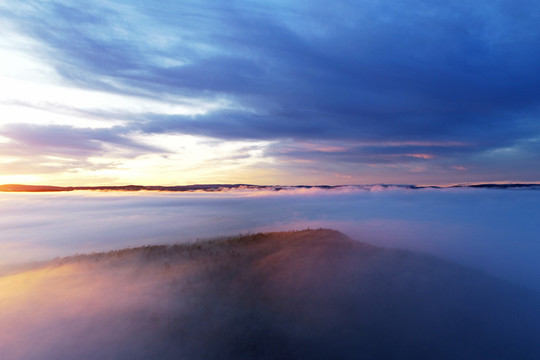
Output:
[1, 229, 538, 360]
[0, 184, 71, 192]
[414, 183, 540, 190]
[0, 183, 309, 192]
[1, 183, 539, 193]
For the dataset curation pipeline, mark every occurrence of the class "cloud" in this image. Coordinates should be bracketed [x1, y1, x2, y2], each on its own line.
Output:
[0, 123, 171, 181]
[0, 123, 163, 161]
[264, 139, 476, 165]
[1, 0, 540, 181]
[4, 1, 540, 141]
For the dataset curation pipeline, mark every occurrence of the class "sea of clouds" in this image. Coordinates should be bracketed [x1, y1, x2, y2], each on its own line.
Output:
[0, 187, 538, 290]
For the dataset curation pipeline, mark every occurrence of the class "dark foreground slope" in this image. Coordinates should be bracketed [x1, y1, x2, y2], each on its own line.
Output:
[0, 229, 538, 360]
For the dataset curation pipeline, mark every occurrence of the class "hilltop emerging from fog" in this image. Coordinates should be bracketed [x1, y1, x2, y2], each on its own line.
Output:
[1, 229, 539, 360]
[1, 183, 540, 193]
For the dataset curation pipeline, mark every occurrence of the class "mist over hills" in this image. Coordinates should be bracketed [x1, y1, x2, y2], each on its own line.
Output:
[1, 229, 538, 360]
[1, 183, 540, 193]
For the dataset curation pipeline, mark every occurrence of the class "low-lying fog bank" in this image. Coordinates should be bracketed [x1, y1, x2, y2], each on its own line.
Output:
[0, 187, 539, 290]
[1, 230, 538, 360]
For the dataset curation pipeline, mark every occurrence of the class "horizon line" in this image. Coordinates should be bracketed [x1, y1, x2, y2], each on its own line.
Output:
[1, 182, 540, 193]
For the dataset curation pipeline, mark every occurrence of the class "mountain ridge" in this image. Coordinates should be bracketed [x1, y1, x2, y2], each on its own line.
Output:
[1, 229, 539, 359]
[1, 183, 539, 193]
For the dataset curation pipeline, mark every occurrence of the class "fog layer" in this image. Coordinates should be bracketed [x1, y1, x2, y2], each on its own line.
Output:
[0, 188, 539, 289]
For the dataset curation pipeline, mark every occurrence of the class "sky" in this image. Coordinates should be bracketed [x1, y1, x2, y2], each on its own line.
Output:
[0, 0, 539, 185]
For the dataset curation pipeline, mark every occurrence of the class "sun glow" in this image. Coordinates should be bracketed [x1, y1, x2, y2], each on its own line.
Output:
[88, 133, 276, 185]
